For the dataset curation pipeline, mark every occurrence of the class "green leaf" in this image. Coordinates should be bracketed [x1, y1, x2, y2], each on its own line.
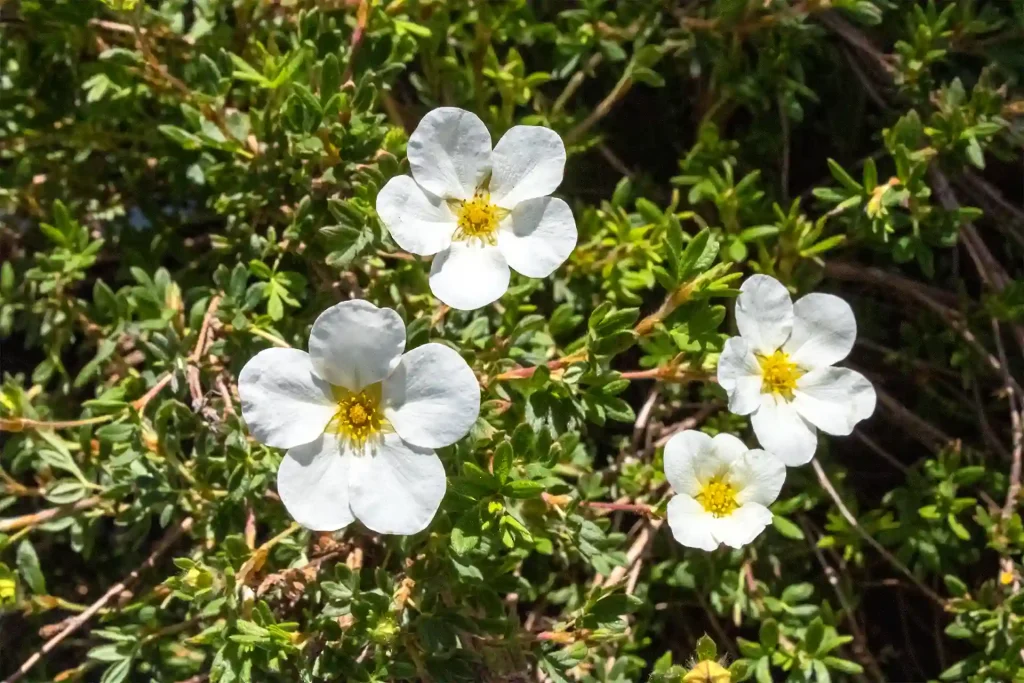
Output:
[503, 479, 545, 499]
[17, 541, 46, 594]
[771, 515, 805, 540]
[695, 633, 717, 661]
[803, 617, 824, 654]
[822, 656, 865, 674]
[589, 593, 643, 624]
[826, 158, 861, 192]
[493, 441, 513, 483]
[100, 658, 134, 683]
[451, 510, 481, 556]
[320, 54, 341, 100]
[228, 53, 271, 86]
[678, 228, 719, 278]
[759, 619, 779, 650]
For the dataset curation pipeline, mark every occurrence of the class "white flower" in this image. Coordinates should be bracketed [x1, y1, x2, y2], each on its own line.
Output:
[238, 300, 480, 535]
[664, 431, 786, 551]
[717, 274, 877, 466]
[376, 107, 577, 310]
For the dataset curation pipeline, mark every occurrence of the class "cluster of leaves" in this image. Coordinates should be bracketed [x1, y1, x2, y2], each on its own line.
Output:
[3, 0, 1024, 681]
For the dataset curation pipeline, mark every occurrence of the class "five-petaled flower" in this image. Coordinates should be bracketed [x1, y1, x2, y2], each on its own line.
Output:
[238, 300, 480, 535]
[717, 274, 877, 466]
[664, 430, 786, 551]
[376, 107, 577, 310]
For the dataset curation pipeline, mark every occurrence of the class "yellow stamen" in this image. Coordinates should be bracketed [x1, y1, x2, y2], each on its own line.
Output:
[696, 478, 738, 518]
[328, 384, 387, 450]
[757, 349, 803, 399]
[453, 192, 504, 244]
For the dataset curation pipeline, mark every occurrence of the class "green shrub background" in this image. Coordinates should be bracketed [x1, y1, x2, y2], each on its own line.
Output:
[2, 0, 1024, 681]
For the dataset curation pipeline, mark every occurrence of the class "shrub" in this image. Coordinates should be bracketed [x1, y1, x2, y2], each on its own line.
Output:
[2, 1, 1023, 681]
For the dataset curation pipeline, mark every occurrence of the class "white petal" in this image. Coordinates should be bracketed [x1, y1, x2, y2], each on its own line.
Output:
[750, 394, 818, 466]
[238, 348, 336, 449]
[667, 495, 718, 551]
[729, 449, 786, 506]
[308, 300, 406, 390]
[277, 435, 355, 531]
[735, 274, 794, 355]
[489, 126, 566, 208]
[496, 197, 576, 278]
[428, 242, 510, 310]
[784, 293, 857, 369]
[792, 367, 876, 436]
[407, 107, 492, 200]
[717, 337, 764, 416]
[348, 433, 446, 535]
[710, 433, 749, 465]
[384, 343, 480, 449]
[711, 503, 772, 548]
[663, 430, 713, 497]
[376, 175, 455, 256]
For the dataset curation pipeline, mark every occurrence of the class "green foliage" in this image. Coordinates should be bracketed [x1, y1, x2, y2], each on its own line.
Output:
[3, 0, 1024, 681]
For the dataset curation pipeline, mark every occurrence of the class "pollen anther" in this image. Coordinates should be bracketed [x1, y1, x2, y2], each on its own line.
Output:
[328, 384, 387, 450]
[757, 349, 803, 399]
[696, 478, 738, 517]
[453, 192, 505, 244]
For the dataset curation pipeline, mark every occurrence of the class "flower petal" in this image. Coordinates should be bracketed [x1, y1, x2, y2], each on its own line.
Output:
[667, 495, 718, 551]
[750, 394, 818, 466]
[710, 433, 749, 465]
[238, 348, 336, 449]
[711, 503, 772, 548]
[408, 107, 492, 200]
[496, 197, 577, 278]
[663, 430, 713, 497]
[729, 449, 786, 506]
[783, 293, 857, 369]
[735, 274, 794, 355]
[277, 435, 355, 531]
[376, 175, 455, 256]
[428, 241, 510, 310]
[308, 300, 406, 391]
[384, 343, 480, 449]
[717, 336, 763, 416]
[792, 367, 876, 436]
[348, 433, 446, 535]
[489, 126, 566, 209]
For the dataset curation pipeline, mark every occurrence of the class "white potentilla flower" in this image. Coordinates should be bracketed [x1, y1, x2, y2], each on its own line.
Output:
[664, 431, 786, 551]
[376, 107, 578, 311]
[237, 300, 480, 535]
[717, 274, 877, 466]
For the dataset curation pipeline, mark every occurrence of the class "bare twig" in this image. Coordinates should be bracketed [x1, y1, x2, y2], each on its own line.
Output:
[0, 496, 104, 533]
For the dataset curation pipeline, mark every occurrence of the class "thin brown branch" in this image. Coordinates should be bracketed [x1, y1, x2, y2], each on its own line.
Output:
[0, 496, 104, 533]
[564, 69, 633, 145]
[811, 460, 944, 606]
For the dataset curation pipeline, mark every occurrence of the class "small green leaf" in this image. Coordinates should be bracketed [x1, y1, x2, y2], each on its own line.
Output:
[503, 480, 545, 499]
[17, 541, 46, 594]
[695, 633, 717, 661]
[771, 515, 805, 540]
[493, 441, 513, 483]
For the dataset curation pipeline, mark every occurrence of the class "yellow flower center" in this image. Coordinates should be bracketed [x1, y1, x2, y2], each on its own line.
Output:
[696, 478, 738, 518]
[453, 192, 504, 243]
[757, 349, 803, 399]
[328, 384, 387, 450]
